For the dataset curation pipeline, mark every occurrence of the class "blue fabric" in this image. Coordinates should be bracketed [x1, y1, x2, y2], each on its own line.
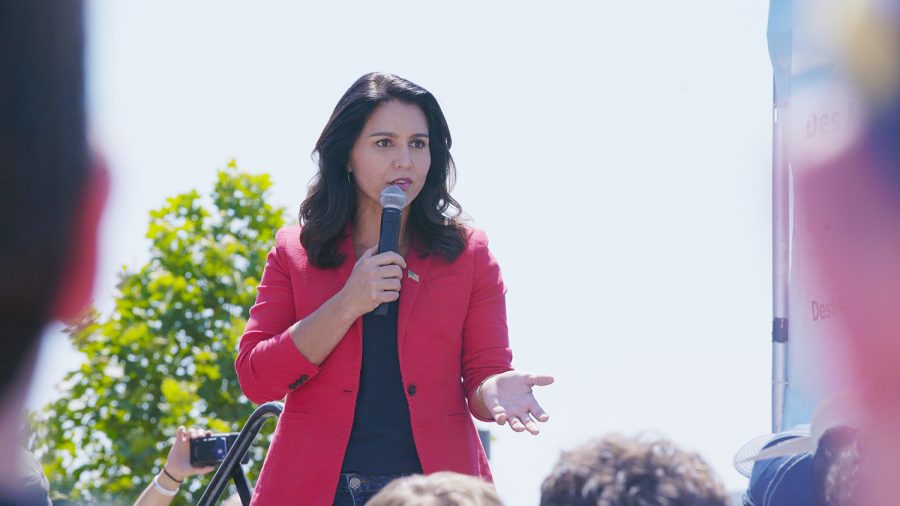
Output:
[341, 301, 422, 474]
[0, 484, 48, 506]
[332, 473, 405, 506]
[744, 435, 813, 506]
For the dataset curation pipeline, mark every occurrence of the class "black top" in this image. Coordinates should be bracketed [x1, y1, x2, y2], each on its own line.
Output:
[341, 301, 422, 474]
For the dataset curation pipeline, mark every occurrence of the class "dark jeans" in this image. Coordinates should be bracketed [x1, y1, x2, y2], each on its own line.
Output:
[333, 473, 406, 506]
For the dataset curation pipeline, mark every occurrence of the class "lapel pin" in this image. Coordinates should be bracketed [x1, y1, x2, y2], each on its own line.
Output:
[408, 270, 420, 282]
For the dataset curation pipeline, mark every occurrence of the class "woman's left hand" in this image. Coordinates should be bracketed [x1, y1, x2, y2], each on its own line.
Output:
[477, 371, 554, 435]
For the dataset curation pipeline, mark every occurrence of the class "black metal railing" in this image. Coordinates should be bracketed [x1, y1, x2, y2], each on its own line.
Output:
[196, 401, 283, 506]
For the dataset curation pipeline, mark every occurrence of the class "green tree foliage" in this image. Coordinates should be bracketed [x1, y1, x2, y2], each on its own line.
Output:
[30, 162, 288, 504]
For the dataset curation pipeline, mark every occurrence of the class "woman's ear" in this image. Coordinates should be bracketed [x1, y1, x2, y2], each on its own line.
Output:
[52, 157, 110, 321]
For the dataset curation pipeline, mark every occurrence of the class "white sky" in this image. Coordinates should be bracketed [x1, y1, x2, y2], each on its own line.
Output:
[28, 1, 774, 503]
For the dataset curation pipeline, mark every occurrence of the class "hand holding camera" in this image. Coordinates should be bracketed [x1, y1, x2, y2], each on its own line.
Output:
[165, 426, 218, 481]
[135, 426, 220, 505]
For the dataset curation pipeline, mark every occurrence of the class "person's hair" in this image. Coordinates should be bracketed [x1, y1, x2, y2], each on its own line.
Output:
[366, 472, 503, 506]
[812, 426, 863, 506]
[0, 1, 88, 391]
[299, 72, 467, 268]
[539, 433, 729, 506]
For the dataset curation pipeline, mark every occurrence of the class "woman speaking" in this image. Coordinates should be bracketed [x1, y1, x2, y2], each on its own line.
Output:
[235, 72, 553, 505]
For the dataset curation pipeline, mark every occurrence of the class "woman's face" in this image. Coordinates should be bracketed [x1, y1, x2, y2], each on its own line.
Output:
[348, 100, 431, 214]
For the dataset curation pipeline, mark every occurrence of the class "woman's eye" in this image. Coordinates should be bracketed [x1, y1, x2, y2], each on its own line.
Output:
[376, 139, 391, 147]
[410, 139, 427, 149]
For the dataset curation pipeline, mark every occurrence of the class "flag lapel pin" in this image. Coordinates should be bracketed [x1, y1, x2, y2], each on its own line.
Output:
[408, 270, 420, 282]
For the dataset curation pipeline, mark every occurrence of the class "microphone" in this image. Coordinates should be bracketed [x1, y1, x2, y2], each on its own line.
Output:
[373, 185, 408, 316]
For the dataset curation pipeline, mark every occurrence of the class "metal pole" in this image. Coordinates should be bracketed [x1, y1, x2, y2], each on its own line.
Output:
[197, 401, 284, 506]
[772, 80, 791, 433]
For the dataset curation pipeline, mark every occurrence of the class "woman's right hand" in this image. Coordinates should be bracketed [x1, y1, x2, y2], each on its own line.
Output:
[337, 246, 407, 317]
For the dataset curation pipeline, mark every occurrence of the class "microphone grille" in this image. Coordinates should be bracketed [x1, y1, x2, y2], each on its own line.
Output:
[380, 185, 408, 209]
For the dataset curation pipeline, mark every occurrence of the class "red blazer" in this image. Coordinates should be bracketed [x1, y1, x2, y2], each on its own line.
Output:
[235, 225, 513, 505]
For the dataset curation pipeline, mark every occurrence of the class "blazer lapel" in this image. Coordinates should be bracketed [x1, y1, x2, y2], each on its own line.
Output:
[398, 250, 431, 353]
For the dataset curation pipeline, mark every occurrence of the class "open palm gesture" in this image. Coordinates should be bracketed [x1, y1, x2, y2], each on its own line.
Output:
[478, 370, 554, 435]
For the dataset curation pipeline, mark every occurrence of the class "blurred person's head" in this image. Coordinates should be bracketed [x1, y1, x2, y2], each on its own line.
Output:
[812, 426, 864, 506]
[366, 472, 502, 506]
[739, 389, 871, 506]
[299, 72, 466, 269]
[540, 434, 729, 506]
[0, 0, 107, 450]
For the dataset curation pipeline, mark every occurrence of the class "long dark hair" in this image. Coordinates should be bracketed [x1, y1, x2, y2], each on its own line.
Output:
[299, 72, 467, 268]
